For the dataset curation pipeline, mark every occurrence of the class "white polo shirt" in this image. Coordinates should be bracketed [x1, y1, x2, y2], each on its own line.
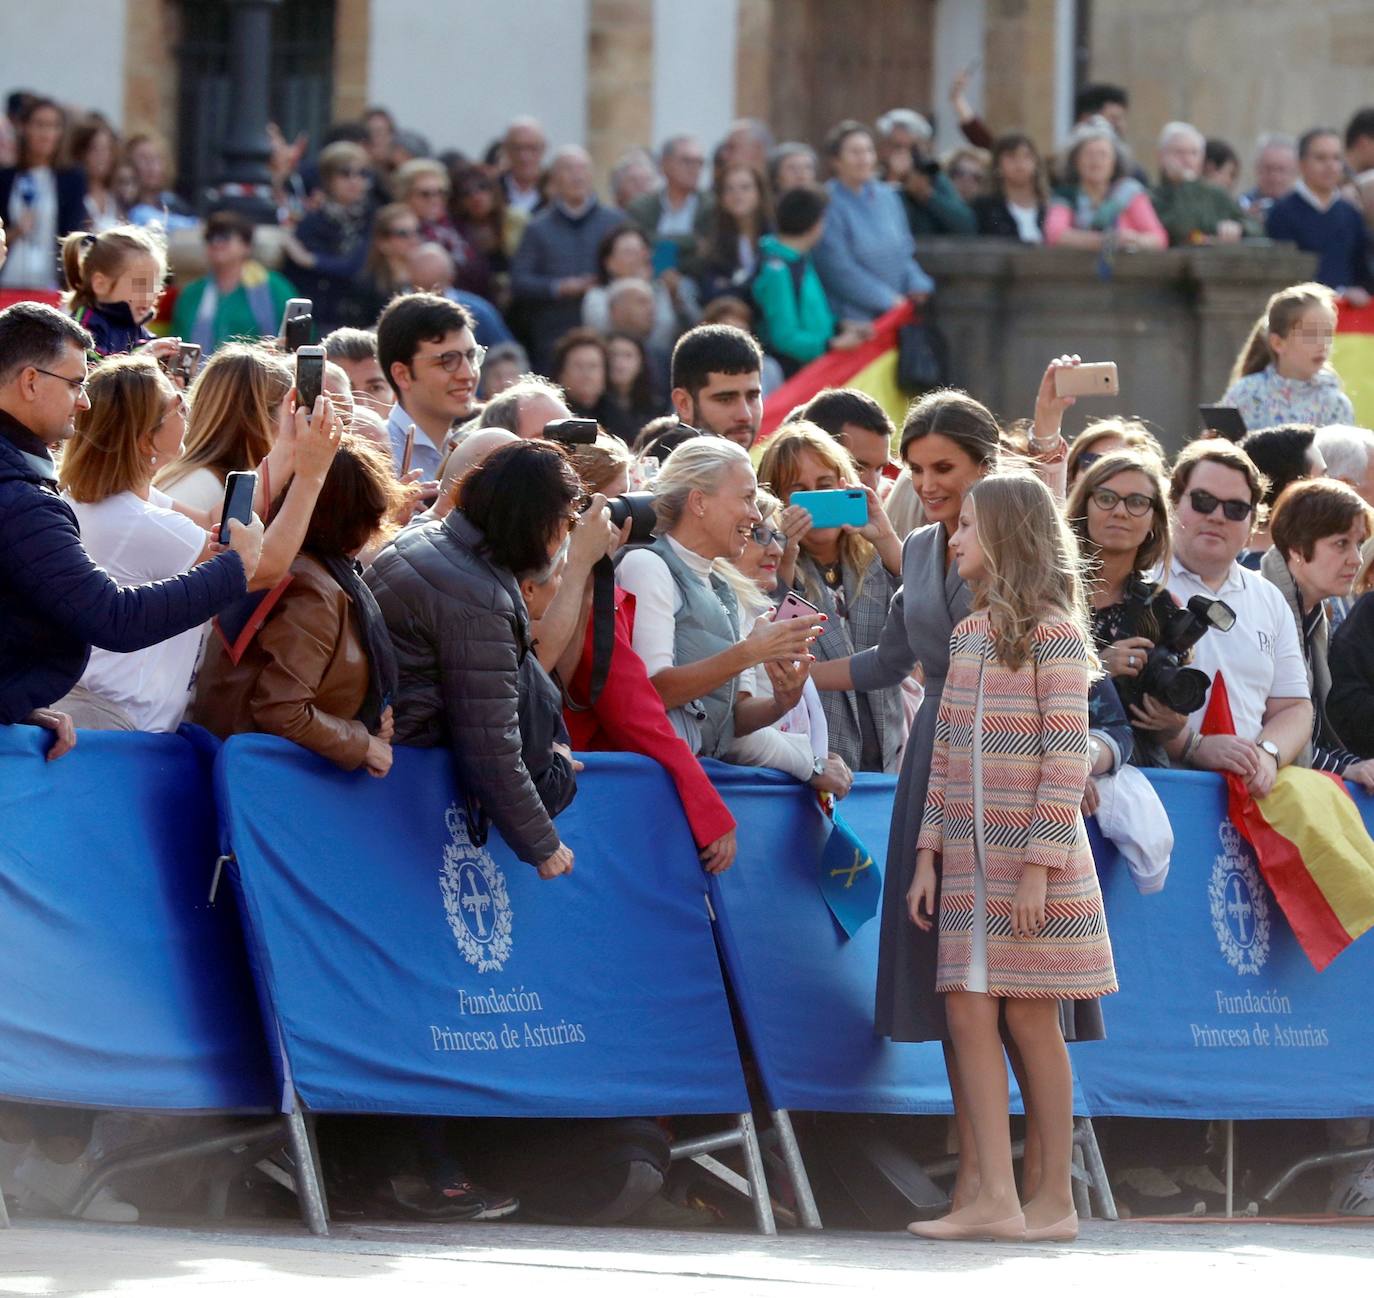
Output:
[1166, 557, 1310, 739]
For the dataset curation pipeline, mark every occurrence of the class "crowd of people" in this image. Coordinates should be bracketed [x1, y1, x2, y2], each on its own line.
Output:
[2, 78, 1374, 1234]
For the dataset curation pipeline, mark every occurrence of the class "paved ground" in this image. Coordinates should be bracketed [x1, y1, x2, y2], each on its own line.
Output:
[3, 1217, 1373, 1296]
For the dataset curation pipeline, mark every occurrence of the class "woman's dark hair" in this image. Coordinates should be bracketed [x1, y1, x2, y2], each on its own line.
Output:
[824, 119, 873, 159]
[1239, 424, 1317, 507]
[460, 440, 581, 576]
[449, 160, 509, 252]
[1205, 137, 1239, 175]
[1270, 478, 1374, 562]
[706, 164, 774, 274]
[774, 185, 828, 236]
[605, 330, 656, 411]
[899, 387, 1003, 466]
[303, 434, 402, 557]
[67, 115, 117, 182]
[798, 387, 894, 441]
[990, 132, 1046, 204]
[595, 223, 651, 285]
[551, 326, 607, 387]
[17, 97, 65, 170]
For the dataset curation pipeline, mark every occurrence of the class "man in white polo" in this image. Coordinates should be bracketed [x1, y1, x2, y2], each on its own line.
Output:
[1162, 440, 1312, 796]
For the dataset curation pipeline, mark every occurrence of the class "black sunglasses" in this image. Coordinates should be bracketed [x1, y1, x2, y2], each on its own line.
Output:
[1188, 488, 1253, 522]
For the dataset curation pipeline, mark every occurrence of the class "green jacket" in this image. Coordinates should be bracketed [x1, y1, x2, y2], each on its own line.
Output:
[751, 234, 834, 366]
[171, 264, 298, 352]
[1151, 179, 1259, 246]
[899, 172, 977, 237]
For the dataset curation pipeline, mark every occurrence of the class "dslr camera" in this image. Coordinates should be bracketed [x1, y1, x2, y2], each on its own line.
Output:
[1114, 580, 1235, 715]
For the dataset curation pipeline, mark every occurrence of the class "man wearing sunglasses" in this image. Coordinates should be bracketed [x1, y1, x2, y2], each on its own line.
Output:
[1164, 440, 1313, 797]
[376, 293, 484, 482]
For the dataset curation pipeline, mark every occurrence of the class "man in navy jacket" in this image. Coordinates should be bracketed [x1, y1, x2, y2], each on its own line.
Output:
[0, 303, 261, 754]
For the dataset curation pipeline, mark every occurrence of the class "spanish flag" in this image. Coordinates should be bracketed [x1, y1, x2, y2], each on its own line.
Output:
[1200, 673, 1374, 971]
[1332, 301, 1374, 428]
[757, 301, 916, 446]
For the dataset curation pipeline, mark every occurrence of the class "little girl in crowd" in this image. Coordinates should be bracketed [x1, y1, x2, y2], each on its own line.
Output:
[61, 223, 180, 363]
[907, 471, 1116, 1245]
[1222, 281, 1354, 431]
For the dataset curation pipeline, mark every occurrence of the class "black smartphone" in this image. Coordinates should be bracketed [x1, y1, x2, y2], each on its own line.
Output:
[283, 313, 313, 354]
[1198, 404, 1247, 442]
[543, 418, 599, 445]
[219, 470, 257, 544]
[176, 341, 201, 384]
[295, 345, 326, 415]
[401, 423, 417, 477]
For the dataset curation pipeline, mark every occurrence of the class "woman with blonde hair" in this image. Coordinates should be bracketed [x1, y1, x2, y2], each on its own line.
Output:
[1065, 416, 1165, 488]
[156, 342, 293, 512]
[759, 421, 905, 772]
[616, 437, 836, 780]
[56, 354, 340, 730]
[908, 471, 1115, 1244]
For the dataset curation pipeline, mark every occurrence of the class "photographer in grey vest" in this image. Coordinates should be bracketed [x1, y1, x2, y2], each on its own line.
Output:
[618, 438, 846, 792]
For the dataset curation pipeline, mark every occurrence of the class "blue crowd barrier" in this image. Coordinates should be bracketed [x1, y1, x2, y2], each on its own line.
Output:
[0, 727, 274, 1114]
[1075, 769, 1374, 1119]
[214, 739, 752, 1121]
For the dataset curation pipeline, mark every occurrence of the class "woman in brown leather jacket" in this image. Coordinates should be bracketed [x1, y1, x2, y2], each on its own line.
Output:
[191, 434, 402, 773]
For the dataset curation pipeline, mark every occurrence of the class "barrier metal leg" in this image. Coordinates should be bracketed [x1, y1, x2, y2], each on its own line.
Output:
[1260, 1142, 1374, 1209]
[769, 1110, 821, 1230]
[669, 1114, 776, 1236]
[284, 1105, 329, 1238]
[738, 1112, 776, 1236]
[0, 1174, 10, 1228]
[1073, 1118, 1117, 1221]
[1224, 1120, 1235, 1219]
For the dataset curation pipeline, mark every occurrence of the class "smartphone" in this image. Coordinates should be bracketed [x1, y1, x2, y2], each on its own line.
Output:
[283, 313, 313, 354]
[295, 345, 326, 415]
[543, 418, 599, 445]
[790, 488, 869, 530]
[1198, 404, 1248, 442]
[176, 341, 201, 385]
[279, 297, 312, 335]
[401, 423, 417, 477]
[652, 239, 680, 275]
[772, 591, 821, 624]
[219, 470, 257, 544]
[1054, 362, 1119, 398]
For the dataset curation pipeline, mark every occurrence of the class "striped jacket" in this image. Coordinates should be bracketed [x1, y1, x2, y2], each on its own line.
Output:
[917, 613, 1117, 1000]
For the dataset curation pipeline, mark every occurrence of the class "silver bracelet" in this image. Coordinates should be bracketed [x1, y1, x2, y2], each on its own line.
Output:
[1183, 730, 1204, 764]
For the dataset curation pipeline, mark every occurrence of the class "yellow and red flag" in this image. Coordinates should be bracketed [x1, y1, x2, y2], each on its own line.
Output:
[1331, 300, 1374, 427]
[1200, 672, 1374, 971]
[757, 301, 915, 447]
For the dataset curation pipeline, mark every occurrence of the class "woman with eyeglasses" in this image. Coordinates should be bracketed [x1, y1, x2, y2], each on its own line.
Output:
[53, 354, 337, 731]
[362, 202, 422, 310]
[1066, 449, 1187, 766]
[393, 158, 490, 300]
[757, 421, 905, 773]
[281, 141, 377, 333]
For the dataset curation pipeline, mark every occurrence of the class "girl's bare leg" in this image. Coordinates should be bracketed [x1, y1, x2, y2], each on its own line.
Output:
[1004, 998, 1075, 1230]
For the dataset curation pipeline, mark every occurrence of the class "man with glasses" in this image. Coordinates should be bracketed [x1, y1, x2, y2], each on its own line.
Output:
[376, 293, 485, 481]
[627, 134, 710, 245]
[171, 210, 297, 355]
[1164, 440, 1312, 796]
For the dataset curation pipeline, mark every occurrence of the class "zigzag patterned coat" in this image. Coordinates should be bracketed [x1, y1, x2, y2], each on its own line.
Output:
[916, 613, 1117, 999]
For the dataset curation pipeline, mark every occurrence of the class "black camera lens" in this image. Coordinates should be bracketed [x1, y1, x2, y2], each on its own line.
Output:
[606, 491, 657, 546]
[1142, 660, 1211, 715]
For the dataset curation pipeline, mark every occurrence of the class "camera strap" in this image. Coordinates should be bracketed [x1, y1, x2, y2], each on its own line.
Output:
[586, 555, 616, 707]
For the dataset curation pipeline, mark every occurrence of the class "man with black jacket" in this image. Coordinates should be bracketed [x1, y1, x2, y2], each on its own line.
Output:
[0, 303, 261, 753]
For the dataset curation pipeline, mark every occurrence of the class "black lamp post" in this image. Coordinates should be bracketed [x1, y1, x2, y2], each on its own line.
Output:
[211, 0, 282, 222]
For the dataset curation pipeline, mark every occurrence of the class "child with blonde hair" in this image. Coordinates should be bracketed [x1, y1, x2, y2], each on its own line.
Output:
[61, 223, 180, 361]
[1222, 282, 1354, 430]
[907, 470, 1116, 1245]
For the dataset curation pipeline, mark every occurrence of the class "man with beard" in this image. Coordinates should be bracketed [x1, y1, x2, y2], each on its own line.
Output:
[668, 324, 764, 449]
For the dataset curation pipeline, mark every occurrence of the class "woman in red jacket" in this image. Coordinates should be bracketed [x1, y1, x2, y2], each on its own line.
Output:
[559, 434, 737, 873]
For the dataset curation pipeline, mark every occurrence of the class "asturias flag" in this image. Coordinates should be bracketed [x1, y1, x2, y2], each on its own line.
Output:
[1200, 672, 1374, 971]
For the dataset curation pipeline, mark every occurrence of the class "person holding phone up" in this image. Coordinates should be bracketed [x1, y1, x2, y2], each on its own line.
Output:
[0, 304, 261, 757]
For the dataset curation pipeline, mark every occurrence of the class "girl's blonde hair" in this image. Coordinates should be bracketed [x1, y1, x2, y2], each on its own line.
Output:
[155, 343, 291, 489]
[757, 420, 878, 601]
[567, 432, 633, 495]
[61, 224, 167, 315]
[1229, 281, 1338, 386]
[651, 436, 753, 534]
[60, 354, 176, 503]
[966, 471, 1095, 672]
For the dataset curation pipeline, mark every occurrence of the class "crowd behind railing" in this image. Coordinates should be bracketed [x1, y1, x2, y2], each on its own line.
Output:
[2, 78, 1374, 1233]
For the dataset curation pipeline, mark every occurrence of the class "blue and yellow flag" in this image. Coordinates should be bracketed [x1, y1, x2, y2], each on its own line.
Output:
[819, 809, 883, 938]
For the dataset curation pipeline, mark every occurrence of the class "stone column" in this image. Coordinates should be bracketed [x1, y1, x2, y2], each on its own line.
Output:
[586, 0, 654, 191]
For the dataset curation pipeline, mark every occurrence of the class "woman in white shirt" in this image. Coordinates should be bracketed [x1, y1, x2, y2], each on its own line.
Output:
[57, 354, 342, 730]
[0, 97, 87, 289]
[616, 437, 850, 796]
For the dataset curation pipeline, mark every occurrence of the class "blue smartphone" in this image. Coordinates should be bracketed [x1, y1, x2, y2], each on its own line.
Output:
[790, 488, 868, 530]
[652, 239, 680, 275]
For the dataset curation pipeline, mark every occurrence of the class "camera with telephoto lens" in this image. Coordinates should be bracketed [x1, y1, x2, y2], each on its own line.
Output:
[1115, 580, 1236, 715]
[593, 491, 657, 546]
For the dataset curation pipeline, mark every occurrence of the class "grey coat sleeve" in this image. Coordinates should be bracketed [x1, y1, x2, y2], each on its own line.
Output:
[439, 608, 561, 866]
[849, 579, 919, 693]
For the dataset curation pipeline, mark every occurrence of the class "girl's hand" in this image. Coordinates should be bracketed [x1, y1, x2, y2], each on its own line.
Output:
[1104, 636, 1154, 679]
[144, 336, 182, 363]
[1011, 865, 1048, 939]
[908, 851, 938, 929]
[1032, 353, 1081, 446]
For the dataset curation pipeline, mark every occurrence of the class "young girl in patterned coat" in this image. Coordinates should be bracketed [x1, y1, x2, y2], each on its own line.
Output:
[908, 471, 1117, 1245]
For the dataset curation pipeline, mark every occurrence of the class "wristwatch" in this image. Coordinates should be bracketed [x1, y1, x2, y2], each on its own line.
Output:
[1259, 739, 1280, 766]
[811, 755, 827, 780]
